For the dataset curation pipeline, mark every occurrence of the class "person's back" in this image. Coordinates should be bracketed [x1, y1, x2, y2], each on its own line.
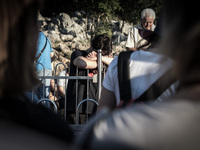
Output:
[35, 31, 54, 99]
[107, 49, 175, 100]
[97, 29, 177, 111]
[74, 99, 200, 150]
[36, 31, 53, 71]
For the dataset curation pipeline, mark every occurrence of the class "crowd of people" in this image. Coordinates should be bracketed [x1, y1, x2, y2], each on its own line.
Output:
[1, 0, 200, 149]
[33, 8, 168, 123]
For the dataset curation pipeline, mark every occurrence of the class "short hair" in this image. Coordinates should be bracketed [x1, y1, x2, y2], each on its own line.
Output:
[141, 8, 156, 20]
[91, 34, 112, 56]
[0, 0, 42, 97]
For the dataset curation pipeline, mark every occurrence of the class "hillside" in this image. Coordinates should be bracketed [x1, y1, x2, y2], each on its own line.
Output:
[38, 11, 132, 75]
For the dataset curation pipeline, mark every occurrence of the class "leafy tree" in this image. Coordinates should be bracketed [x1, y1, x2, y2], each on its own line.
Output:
[72, 0, 121, 39]
[41, 0, 161, 23]
[117, 0, 162, 25]
[40, 0, 162, 40]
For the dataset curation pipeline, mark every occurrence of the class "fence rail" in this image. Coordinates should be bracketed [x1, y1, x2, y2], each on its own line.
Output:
[33, 49, 103, 124]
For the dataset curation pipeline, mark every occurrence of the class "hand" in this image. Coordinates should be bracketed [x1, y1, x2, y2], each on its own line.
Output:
[86, 51, 97, 61]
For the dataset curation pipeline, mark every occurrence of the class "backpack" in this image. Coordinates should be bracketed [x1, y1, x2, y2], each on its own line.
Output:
[117, 51, 176, 108]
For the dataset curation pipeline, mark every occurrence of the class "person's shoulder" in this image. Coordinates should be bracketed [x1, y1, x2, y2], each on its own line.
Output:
[132, 49, 156, 57]
[107, 56, 118, 70]
[71, 49, 85, 61]
[38, 31, 47, 41]
[152, 24, 156, 31]
[39, 31, 45, 37]
[134, 23, 143, 30]
[71, 49, 82, 56]
[87, 100, 200, 150]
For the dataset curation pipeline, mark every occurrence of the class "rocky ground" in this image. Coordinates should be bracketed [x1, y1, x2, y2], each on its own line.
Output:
[38, 11, 132, 75]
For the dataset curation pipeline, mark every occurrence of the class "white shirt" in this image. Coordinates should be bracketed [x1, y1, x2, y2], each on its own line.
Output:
[57, 70, 68, 94]
[103, 50, 177, 105]
[89, 100, 200, 150]
[125, 23, 156, 49]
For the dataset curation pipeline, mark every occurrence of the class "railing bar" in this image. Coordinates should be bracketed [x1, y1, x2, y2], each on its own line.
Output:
[37, 76, 93, 80]
[75, 67, 79, 124]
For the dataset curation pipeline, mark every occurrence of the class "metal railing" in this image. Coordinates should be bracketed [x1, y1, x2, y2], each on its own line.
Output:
[36, 98, 58, 113]
[33, 49, 104, 124]
[97, 49, 102, 101]
[35, 62, 45, 100]
[76, 99, 99, 124]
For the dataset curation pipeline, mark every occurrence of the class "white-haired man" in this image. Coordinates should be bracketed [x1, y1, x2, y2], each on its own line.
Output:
[126, 8, 156, 51]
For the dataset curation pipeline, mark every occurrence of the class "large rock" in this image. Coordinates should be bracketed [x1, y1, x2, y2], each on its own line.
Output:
[46, 31, 61, 42]
[59, 13, 74, 29]
[39, 11, 132, 73]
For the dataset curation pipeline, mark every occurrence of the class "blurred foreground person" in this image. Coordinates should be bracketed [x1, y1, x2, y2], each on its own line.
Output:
[73, 0, 200, 149]
[0, 0, 73, 149]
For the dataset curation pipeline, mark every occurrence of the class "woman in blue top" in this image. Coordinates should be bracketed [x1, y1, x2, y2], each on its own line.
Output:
[35, 31, 54, 99]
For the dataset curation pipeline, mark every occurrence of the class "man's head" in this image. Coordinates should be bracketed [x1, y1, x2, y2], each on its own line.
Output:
[141, 8, 156, 31]
[91, 34, 112, 56]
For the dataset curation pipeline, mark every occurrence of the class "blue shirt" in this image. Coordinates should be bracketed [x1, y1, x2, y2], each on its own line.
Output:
[36, 32, 53, 70]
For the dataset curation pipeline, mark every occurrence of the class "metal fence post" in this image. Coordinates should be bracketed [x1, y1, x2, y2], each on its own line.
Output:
[97, 49, 102, 102]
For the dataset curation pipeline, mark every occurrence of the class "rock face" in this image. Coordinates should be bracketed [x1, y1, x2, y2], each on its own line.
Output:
[38, 11, 132, 73]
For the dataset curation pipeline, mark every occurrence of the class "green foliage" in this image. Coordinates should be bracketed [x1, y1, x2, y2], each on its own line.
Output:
[41, 0, 162, 23]
[116, 0, 162, 24]
[41, 0, 162, 39]
[97, 0, 121, 16]
[95, 23, 112, 38]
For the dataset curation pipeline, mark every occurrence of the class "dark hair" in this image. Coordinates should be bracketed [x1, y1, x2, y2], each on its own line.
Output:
[0, 0, 42, 97]
[91, 34, 112, 55]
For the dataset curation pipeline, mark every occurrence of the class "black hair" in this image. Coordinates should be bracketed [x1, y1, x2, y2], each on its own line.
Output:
[91, 33, 112, 56]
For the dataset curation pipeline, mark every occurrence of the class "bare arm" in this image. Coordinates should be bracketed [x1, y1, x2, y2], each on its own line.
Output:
[73, 56, 97, 69]
[58, 86, 65, 99]
[126, 47, 137, 51]
[97, 87, 116, 113]
[102, 56, 113, 65]
[87, 51, 113, 65]
[50, 51, 55, 61]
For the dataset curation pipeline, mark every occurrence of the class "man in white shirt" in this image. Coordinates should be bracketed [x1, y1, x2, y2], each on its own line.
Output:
[126, 8, 156, 51]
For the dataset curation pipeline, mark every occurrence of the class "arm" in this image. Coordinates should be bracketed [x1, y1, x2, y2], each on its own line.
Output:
[50, 79, 57, 93]
[97, 87, 116, 113]
[58, 86, 65, 98]
[102, 56, 113, 65]
[50, 51, 55, 61]
[87, 51, 113, 66]
[57, 70, 68, 98]
[126, 47, 137, 51]
[73, 56, 97, 69]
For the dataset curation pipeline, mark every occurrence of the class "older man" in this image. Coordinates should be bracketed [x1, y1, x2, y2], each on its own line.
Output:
[126, 8, 156, 51]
